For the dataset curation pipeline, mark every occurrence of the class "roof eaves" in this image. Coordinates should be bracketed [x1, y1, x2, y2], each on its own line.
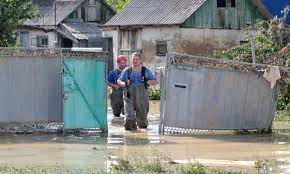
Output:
[104, 23, 180, 28]
[252, 0, 273, 19]
[58, 0, 85, 24]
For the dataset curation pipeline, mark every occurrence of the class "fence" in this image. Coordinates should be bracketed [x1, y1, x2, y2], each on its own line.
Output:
[0, 48, 108, 131]
[160, 53, 279, 134]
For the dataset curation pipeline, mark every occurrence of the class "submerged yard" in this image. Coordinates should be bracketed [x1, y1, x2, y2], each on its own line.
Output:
[0, 101, 289, 174]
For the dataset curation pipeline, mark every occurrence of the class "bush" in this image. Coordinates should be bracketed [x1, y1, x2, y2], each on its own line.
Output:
[277, 79, 290, 110]
[181, 163, 206, 174]
[149, 89, 161, 100]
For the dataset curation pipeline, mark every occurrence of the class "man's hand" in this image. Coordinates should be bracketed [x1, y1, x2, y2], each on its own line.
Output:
[126, 80, 131, 87]
[147, 79, 157, 86]
[117, 79, 131, 88]
[114, 85, 120, 90]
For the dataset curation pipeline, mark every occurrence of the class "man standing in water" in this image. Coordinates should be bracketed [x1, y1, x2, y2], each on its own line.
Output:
[107, 55, 127, 117]
[117, 52, 157, 130]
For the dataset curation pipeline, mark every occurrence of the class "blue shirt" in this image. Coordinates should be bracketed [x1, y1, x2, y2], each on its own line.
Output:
[118, 66, 156, 87]
[107, 68, 123, 84]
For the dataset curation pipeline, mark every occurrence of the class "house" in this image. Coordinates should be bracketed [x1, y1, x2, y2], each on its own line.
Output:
[103, 0, 272, 67]
[18, 0, 115, 48]
[261, 0, 290, 24]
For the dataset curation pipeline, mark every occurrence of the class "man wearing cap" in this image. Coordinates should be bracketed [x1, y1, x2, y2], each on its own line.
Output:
[117, 52, 157, 130]
[107, 55, 127, 117]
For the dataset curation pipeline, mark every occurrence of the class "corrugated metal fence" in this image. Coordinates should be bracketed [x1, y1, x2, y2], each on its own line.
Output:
[0, 48, 107, 129]
[160, 53, 279, 133]
[0, 49, 62, 122]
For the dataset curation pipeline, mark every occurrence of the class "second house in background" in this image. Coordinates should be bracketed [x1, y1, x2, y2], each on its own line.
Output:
[18, 0, 115, 49]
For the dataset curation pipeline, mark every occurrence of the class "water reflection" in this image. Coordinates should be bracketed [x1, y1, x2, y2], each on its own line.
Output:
[107, 101, 290, 173]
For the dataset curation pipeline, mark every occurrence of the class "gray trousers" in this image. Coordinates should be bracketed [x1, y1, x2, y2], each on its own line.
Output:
[124, 85, 149, 128]
[110, 89, 124, 116]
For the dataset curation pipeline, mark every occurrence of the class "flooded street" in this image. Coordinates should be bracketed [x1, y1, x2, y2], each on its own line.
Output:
[0, 134, 107, 169]
[0, 101, 289, 173]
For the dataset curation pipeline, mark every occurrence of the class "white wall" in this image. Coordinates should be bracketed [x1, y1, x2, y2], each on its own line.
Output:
[103, 29, 120, 68]
[104, 26, 243, 67]
[18, 29, 57, 48]
[141, 27, 243, 66]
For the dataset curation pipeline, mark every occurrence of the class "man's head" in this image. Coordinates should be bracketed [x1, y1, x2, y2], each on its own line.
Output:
[131, 52, 142, 67]
[117, 55, 126, 70]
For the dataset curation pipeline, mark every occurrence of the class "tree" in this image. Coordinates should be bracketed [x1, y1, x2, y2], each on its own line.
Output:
[214, 6, 290, 66]
[105, 0, 130, 12]
[214, 7, 290, 110]
[0, 0, 38, 47]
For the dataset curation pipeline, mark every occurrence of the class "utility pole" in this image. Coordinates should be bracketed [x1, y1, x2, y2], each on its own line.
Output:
[54, 0, 58, 47]
[251, 40, 256, 64]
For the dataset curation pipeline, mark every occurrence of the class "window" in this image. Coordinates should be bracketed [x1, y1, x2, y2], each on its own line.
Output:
[36, 35, 48, 47]
[217, 0, 226, 7]
[120, 30, 138, 50]
[81, 6, 86, 21]
[231, 0, 235, 7]
[69, 10, 78, 19]
[89, 0, 96, 5]
[20, 31, 29, 48]
[156, 41, 167, 56]
[217, 0, 235, 8]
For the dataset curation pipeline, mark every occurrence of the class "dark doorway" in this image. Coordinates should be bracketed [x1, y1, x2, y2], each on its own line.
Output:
[103, 37, 114, 72]
[62, 38, 73, 48]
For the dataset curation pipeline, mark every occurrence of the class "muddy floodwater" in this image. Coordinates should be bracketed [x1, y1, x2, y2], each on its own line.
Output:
[0, 101, 289, 173]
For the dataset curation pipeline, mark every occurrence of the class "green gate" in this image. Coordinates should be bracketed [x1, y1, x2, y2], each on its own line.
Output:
[62, 51, 107, 130]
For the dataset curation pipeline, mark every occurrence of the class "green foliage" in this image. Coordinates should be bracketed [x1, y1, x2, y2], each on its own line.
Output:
[105, 0, 130, 12]
[181, 163, 206, 174]
[0, 163, 258, 174]
[214, 6, 290, 121]
[110, 157, 166, 173]
[274, 110, 290, 122]
[214, 6, 290, 65]
[149, 89, 161, 100]
[276, 79, 290, 110]
[141, 162, 165, 173]
[111, 158, 133, 173]
[0, 0, 38, 47]
[180, 163, 256, 174]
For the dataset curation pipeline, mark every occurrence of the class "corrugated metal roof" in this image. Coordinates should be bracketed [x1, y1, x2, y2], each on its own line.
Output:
[61, 23, 103, 40]
[25, 0, 84, 26]
[105, 0, 274, 27]
[105, 0, 207, 27]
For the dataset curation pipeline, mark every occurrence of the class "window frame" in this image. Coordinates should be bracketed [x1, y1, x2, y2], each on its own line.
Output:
[19, 31, 29, 48]
[155, 41, 167, 56]
[36, 35, 48, 48]
[217, 0, 235, 8]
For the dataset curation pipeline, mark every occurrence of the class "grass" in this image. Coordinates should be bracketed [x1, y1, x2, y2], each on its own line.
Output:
[0, 165, 106, 174]
[109, 160, 258, 174]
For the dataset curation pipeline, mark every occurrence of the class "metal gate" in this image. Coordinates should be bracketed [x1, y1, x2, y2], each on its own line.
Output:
[160, 53, 279, 133]
[62, 50, 107, 130]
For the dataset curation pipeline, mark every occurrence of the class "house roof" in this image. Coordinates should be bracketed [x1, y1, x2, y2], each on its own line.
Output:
[261, 0, 290, 24]
[105, 0, 273, 27]
[24, 0, 84, 26]
[61, 22, 103, 40]
[105, 0, 207, 27]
